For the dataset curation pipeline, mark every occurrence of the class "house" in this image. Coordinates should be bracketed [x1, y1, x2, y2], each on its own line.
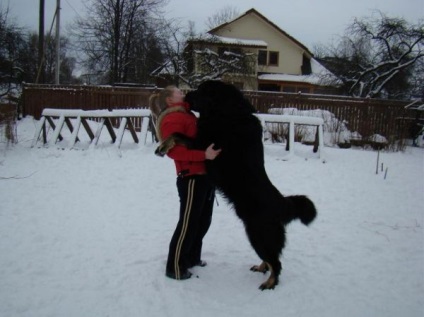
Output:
[184, 8, 338, 93]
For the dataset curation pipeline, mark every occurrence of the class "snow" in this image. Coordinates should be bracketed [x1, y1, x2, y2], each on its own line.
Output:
[42, 108, 151, 118]
[210, 35, 268, 48]
[257, 58, 340, 86]
[257, 113, 324, 125]
[0, 117, 423, 317]
[192, 34, 268, 48]
[258, 72, 323, 85]
[267, 108, 351, 145]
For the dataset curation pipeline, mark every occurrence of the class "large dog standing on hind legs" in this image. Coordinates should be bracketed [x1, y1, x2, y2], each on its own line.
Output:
[156, 80, 317, 290]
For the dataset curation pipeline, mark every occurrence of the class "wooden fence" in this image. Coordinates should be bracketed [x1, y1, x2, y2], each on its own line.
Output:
[22, 83, 422, 142]
[22, 84, 156, 119]
[243, 91, 422, 141]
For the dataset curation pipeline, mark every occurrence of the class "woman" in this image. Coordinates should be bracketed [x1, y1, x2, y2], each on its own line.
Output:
[150, 86, 221, 280]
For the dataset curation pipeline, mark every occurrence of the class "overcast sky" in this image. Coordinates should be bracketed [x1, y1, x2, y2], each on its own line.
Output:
[4, 0, 424, 49]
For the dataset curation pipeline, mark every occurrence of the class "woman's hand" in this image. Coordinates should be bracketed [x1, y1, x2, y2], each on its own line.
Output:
[205, 143, 221, 160]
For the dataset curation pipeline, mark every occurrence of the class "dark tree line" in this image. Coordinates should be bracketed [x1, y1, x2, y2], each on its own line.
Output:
[0, 5, 78, 98]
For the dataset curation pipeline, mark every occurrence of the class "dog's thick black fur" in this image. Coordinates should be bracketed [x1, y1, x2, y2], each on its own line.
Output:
[158, 80, 317, 290]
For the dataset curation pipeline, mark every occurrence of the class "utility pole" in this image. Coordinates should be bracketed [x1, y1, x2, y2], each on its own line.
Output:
[38, 0, 45, 83]
[55, 0, 61, 84]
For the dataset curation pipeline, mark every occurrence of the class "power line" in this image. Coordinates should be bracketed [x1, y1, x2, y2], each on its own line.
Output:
[63, 0, 84, 21]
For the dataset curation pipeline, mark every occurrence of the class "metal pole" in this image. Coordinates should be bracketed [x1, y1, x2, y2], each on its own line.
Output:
[55, 0, 61, 84]
[37, 0, 45, 83]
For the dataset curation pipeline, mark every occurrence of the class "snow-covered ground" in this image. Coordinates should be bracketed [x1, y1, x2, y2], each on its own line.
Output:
[0, 117, 423, 317]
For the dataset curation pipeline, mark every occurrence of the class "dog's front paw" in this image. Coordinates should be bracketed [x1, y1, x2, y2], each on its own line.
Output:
[155, 138, 176, 157]
[250, 262, 269, 274]
[154, 146, 166, 157]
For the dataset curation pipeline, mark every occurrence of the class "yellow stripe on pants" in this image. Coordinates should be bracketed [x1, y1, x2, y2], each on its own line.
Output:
[174, 178, 195, 279]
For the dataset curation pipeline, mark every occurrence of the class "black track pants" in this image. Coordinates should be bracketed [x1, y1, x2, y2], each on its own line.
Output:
[166, 175, 214, 279]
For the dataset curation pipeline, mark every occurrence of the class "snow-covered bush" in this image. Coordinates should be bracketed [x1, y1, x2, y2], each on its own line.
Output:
[265, 108, 352, 147]
[367, 134, 388, 150]
[0, 104, 17, 147]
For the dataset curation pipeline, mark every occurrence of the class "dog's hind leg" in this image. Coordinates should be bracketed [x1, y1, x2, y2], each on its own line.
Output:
[250, 260, 281, 290]
[258, 259, 281, 290]
[248, 243, 283, 290]
[243, 214, 285, 290]
[246, 225, 284, 290]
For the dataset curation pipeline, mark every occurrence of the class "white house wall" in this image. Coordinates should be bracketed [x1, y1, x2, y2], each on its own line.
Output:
[211, 13, 305, 75]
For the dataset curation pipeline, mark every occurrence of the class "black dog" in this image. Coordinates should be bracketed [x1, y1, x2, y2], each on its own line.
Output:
[157, 80, 317, 290]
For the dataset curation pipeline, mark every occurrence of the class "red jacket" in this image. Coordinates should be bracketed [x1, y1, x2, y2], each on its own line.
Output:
[159, 102, 206, 176]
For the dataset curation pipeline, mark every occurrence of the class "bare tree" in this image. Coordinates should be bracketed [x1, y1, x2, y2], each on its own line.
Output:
[38, 34, 76, 84]
[149, 19, 192, 85]
[150, 7, 256, 88]
[316, 12, 424, 99]
[0, 5, 25, 97]
[205, 6, 240, 30]
[150, 35, 256, 88]
[71, 0, 168, 84]
[409, 56, 424, 98]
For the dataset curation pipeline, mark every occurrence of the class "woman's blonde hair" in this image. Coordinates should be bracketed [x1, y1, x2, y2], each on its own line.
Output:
[148, 85, 177, 120]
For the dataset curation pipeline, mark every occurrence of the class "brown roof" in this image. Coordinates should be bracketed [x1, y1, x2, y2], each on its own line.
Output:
[208, 8, 314, 57]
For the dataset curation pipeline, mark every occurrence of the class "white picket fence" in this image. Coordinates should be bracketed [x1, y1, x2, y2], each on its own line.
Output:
[32, 108, 324, 159]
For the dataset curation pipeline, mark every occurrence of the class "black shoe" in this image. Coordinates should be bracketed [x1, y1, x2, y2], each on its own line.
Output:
[165, 270, 192, 280]
[189, 260, 207, 268]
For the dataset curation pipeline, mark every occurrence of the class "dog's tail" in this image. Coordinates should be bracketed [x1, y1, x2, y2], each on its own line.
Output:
[284, 195, 317, 226]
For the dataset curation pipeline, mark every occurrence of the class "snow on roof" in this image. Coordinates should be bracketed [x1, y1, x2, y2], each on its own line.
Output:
[310, 58, 330, 75]
[258, 58, 340, 86]
[258, 73, 323, 85]
[212, 35, 267, 47]
[190, 34, 267, 48]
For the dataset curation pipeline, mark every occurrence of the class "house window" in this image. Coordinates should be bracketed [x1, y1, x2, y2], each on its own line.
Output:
[269, 51, 279, 66]
[258, 50, 267, 65]
[282, 86, 296, 93]
[301, 55, 312, 75]
[258, 50, 279, 66]
[298, 87, 310, 94]
[282, 86, 311, 93]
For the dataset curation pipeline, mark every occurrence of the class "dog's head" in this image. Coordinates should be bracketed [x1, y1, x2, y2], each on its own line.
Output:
[184, 80, 255, 116]
[184, 90, 197, 110]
